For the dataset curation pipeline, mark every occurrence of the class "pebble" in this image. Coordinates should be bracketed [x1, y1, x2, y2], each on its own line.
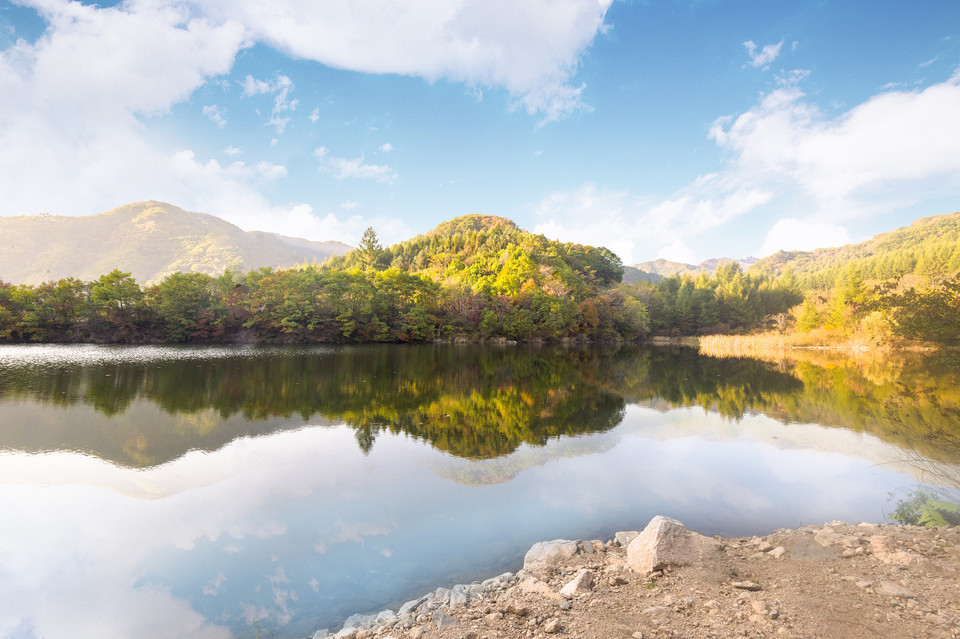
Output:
[731, 581, 763, 591]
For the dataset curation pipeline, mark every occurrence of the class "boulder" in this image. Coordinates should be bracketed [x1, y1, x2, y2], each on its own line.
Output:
[626, 516, 720, 574]
[523, 539, 579, 577]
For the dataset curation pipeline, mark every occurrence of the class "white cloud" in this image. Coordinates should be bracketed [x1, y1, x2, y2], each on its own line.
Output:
[191, 0, 613, 122]
[743, 40, 783, 69]
[710, 67, 960, 221]
[309, 107, 319, 123]
[378, 142, 393, 153]
[340, 200, 360, 210]
[0, 0, 248, 217]
[314, 147, 397, 184]
[202, 104, 226, 128]
[223, 145, 242, 157]
[241, 74, 297, 134]
[537, 68, 960, 265]
[533, 180, 770, 265]
[760, 217, 852, 255]
[0, 0, 610, 231]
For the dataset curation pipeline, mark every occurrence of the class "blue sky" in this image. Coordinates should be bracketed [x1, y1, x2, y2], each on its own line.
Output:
[1, 0, 958, 265]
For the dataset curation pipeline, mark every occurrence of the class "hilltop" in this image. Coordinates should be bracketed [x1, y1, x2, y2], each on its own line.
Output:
[327, 214, 626, 294]
[0, 201, 350, 285]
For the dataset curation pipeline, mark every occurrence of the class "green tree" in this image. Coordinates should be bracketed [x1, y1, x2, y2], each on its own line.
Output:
[358, 227, 384, 271]
[147, 272, 223, 342]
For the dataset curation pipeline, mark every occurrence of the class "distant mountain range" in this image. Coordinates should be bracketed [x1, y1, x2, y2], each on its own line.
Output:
[622, 257, 758, 284]
[0, 201, 351, 285]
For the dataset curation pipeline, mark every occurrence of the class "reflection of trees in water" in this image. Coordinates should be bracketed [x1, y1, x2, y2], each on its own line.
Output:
[1, 345, 959, 471]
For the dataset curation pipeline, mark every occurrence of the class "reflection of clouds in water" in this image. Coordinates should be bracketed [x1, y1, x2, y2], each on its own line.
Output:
[202, 572, 227, 596]
[266, 567, 296, 626]
[0, 405, 933, 636]
[313, 519, 396, 554]
[0, 425, 418, 638]
[515, 406, 921, 533]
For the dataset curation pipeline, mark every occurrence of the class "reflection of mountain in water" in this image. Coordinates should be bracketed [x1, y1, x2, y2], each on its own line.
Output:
[1, 344, 959, 472]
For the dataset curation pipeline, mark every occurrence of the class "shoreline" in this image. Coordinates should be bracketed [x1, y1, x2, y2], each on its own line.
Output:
[314, 517, 960, 639]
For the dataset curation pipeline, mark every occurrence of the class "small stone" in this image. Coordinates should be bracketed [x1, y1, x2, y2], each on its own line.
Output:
[485, 612, 503, 622]
[769, 547, 787, 559]
[432, 612, 459, 628]
[791, 538, 839, 561]
[506, 603, 529, 617]
[632, 632, 644, 639]
[615, 531, 640, 547]
[559, 599, 572, 611]
[841, 549, 856, 558]
[758, 541, 774, 552]
[559, 569, 595, 597]
[875, 581, 916, 598]
[543, 618, 561, 634]
[407, 629, 424, 639]
[731, 581, 762, 591]
[855, 580, 873, 589]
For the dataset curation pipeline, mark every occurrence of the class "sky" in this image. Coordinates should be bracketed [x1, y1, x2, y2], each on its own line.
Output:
[0, 0, 959, 265]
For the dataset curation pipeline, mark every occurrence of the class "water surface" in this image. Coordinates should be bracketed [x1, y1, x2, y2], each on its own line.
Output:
[1, 344, 958, 638]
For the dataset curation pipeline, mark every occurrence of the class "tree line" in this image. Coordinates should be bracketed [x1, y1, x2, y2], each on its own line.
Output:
[0, 223, 803, 344]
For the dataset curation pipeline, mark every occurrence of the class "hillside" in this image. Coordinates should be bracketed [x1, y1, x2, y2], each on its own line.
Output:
[0, 201, 351, 285]
[328, 214, 625, 296]
[752, 210, 960, 288]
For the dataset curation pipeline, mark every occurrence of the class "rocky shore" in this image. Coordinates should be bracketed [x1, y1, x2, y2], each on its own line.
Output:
[314, 516, 960, 639]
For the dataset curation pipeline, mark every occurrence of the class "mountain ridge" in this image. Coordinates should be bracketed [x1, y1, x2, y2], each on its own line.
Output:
[0, 201, 351, 285]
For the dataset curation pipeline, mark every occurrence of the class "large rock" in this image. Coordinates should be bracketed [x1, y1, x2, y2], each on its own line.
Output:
[626, 516, 720, 574]
[523, 539, 579, 577]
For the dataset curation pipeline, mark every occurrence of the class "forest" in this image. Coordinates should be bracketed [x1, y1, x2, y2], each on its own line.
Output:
[0, 216, 799, 344]
[1, 210, 957, 346]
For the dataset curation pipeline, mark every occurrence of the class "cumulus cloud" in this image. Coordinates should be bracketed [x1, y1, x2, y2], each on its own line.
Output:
[533, 180, 771, 265]
[0, 0, 607, 230]
[536, 68, 960, 262]
[709, 67, 960, 221]
[378, 142, 393, 153]
[743, 40, 783, 69]
[314, 147, 397, 184]
[192, 0, 613, 123]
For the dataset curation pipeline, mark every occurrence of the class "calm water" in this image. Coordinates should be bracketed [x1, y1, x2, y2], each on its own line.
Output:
[1, 344, 958, 638]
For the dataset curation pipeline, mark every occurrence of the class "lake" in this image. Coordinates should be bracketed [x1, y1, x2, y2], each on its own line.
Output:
[1, 343, 958, 638]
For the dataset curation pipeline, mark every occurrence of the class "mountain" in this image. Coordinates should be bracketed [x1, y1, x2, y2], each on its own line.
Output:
[0, 201, 351, 285]
[751, 210, 960, 287]
[632, 256, 757, 278]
